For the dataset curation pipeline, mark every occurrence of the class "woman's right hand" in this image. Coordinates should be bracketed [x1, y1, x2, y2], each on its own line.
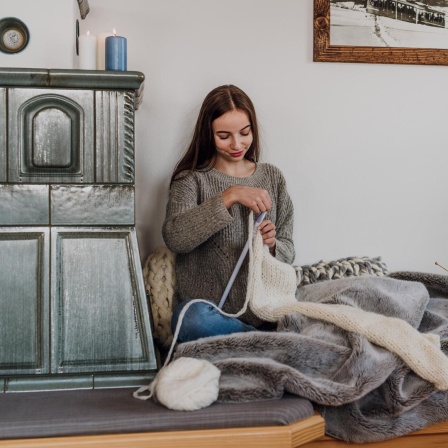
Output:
[222, 186, 272, 213]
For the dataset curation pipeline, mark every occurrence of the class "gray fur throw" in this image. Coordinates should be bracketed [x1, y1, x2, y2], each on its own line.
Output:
[174, 273, 448, 443]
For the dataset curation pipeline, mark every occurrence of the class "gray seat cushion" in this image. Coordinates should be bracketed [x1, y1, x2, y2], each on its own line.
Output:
[0, 388, 314, 440]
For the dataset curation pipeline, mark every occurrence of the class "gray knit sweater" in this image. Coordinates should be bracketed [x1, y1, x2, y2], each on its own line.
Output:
[162, 163, 295, 327]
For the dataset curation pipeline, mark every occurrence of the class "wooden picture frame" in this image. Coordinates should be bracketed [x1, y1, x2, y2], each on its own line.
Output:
[314, 0, 448, 65]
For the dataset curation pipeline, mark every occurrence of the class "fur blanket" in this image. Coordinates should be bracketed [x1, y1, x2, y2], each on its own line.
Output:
[173, 272, 448, 443]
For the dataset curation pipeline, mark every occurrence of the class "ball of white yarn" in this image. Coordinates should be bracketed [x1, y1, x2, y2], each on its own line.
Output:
[154, 357, 220, 411]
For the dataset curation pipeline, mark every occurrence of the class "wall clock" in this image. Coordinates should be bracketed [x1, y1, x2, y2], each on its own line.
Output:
[0, 17, 30, 54]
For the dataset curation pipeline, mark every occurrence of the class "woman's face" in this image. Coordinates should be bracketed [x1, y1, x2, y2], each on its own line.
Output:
[212, 109, 253, 164]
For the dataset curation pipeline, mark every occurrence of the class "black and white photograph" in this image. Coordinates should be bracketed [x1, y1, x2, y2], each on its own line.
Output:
[331, 0, 448, 48]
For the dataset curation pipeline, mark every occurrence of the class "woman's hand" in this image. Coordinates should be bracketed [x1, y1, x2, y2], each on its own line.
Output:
[258, 220, 276, 254]
[222, 186, 272, 213]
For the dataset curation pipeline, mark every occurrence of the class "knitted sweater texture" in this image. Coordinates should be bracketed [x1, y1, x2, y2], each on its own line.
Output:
[162, 163, 295, 327]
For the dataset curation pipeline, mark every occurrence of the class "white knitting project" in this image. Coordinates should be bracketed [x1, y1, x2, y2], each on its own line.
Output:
[246, 213, 448, 391]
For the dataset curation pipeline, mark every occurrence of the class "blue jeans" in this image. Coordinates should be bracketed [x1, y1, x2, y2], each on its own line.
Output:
[171, 299, 257, 343]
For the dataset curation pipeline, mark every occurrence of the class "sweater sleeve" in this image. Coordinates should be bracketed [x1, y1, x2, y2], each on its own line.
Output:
[162, 172, 233, 254]
[272, 169, 295, 264]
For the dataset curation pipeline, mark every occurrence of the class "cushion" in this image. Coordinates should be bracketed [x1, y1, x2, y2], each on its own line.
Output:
[295, 256, 389, 287]
[0, 388, 314, 440]
[142, 246, 176, 348]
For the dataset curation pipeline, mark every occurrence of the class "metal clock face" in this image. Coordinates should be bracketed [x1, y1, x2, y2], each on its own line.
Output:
[2, 28, 25, 51]
[0, 18, 30, 54]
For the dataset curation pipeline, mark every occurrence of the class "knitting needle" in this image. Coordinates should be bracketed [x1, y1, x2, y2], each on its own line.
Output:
[435, 261, 448, 273]
[218, 212, 266, 310]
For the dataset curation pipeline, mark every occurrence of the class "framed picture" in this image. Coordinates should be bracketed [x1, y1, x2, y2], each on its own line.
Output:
[314, 0, 448, 65]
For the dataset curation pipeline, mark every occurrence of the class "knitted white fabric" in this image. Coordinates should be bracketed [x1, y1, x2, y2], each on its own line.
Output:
[246, 214, 448, 391]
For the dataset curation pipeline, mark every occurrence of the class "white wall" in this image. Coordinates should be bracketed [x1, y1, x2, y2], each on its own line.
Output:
[3, 0, 448, 274]
[80, 0, 448, 274]
[0, 0, 78, 68]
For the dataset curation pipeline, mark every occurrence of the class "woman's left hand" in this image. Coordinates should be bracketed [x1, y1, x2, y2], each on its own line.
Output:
[258, 220, 276, 254]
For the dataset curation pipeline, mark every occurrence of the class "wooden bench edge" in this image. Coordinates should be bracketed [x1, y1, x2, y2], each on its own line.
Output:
[0, 414, 326, 448]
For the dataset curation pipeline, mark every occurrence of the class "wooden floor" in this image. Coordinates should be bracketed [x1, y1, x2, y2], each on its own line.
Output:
[1, 417, 447, 448]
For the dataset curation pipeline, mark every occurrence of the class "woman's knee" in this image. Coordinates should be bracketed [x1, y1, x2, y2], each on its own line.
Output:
[171, 300, 214, 335]
[171, 299, 257, 343]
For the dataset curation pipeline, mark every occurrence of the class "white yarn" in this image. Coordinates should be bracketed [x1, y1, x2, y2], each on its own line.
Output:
[133, 357, 220, 411]
[246, 214, 448, 391]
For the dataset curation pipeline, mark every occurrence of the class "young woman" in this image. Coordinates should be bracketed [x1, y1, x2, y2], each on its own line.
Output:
[162, 85, 295, 342]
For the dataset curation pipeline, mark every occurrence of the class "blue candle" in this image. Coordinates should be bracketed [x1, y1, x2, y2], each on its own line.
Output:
[105, 33, 127, 71]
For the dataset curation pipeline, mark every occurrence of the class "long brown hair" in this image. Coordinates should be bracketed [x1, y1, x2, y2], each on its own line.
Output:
[171, 85, 260, 183]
